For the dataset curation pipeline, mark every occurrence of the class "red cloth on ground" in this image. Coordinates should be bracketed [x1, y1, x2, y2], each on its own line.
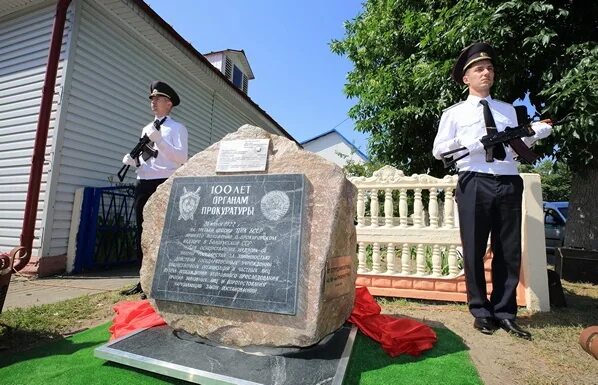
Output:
[109, 299, 166, 340]
[109, 288, 437, 357]
[348, 287, 437, 357]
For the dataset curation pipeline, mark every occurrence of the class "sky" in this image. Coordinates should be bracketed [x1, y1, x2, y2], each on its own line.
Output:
[144, 0, 369, 155]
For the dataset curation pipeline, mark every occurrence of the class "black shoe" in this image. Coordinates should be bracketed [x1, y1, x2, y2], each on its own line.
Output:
[120, 282, 142, 296]
[497, 319, 532, 340]
[473, 317, 498, 335]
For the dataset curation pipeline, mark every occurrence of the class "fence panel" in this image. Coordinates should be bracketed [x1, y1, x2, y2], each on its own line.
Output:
[349, 166, 550, 311]
[74, 185, 136, 272]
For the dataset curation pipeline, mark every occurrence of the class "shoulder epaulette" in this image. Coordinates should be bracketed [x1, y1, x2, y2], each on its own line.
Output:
[443, 101, 465, 112]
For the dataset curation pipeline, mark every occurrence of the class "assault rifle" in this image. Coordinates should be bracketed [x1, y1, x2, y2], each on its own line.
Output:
[117, 135, 158, 182]
[117, 118, 165, 181]
[440, 119, 552, 169]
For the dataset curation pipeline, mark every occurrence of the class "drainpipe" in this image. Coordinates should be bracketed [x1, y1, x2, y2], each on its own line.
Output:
[0, 0, 72, 313]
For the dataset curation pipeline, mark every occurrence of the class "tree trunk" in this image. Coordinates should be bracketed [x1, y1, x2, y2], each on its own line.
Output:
[564, 168, 598, 249]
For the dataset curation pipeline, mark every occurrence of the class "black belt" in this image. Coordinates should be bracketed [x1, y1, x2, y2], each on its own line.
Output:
[458, 171, 519, 180]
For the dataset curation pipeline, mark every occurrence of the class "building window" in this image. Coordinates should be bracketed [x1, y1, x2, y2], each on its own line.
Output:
[232, 65, 243, 90]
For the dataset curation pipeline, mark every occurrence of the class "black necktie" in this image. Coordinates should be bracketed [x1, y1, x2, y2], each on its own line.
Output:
[153, 117, 166, 129]
[479, 99, 506, 161]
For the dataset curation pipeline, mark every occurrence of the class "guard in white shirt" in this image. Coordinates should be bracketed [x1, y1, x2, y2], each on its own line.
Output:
[121, 81, 188, 297]
[432, 42, 551, 339]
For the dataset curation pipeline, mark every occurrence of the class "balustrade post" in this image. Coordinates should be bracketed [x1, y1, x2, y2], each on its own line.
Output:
[400, 243, 410, 275]
[431, 244, 442, 277]
[356, 188, 365, 227]
[413, 188, 423, 228]
[399, 188, 408, 227]
[447, 245, 459, 277]
[372, 242, 381, 273]
[444, 188, 454, 228]
[384, 188, 393, 227]
[370, 189, 379, 227]
[357, 242, 367, 273]
[385, 243, 396, 274]
[415, 243, 425, 275]
[429, 188, 438, 228]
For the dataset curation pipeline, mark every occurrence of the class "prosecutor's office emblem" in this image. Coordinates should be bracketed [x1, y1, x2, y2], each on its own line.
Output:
[260, 190, 290, 221]
[178, 186, 201, 221]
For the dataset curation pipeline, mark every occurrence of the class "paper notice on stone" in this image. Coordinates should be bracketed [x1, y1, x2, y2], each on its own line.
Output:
[216, 139, 269, 172]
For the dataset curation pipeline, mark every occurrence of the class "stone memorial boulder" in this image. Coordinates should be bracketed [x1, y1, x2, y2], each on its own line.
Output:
[139, 124, 357, 347]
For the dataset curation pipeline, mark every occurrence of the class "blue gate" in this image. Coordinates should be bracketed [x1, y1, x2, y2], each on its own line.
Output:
[74, 185, 137, 272]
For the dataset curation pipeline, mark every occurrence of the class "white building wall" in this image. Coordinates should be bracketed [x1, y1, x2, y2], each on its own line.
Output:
[0, 0, 292, 261]
[43, 0, 216, 256]
[302, 133, 367, 167]
[41, 0, 287, 257]
[0, 3, 71, 255]
[211, 95, 254, 143]
[205, 53, 223, 73]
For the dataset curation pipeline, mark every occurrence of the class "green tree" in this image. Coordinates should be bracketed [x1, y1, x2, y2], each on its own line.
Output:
[520, 159, 571, 202]
[331, 0, 597, 248]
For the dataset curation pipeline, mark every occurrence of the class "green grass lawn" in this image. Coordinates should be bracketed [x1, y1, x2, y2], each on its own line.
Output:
[0, 322, 481, 385]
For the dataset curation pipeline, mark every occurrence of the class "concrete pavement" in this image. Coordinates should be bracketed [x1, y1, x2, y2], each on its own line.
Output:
[3, 266, 139, 311]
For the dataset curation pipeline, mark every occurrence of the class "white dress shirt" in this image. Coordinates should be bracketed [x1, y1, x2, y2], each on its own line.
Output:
[432, 95, 551, 175]
[137, 115, 188, 180]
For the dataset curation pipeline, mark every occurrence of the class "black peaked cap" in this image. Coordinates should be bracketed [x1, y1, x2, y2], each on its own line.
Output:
[149, 80, 180, 106]
[451, 42, 495, 85]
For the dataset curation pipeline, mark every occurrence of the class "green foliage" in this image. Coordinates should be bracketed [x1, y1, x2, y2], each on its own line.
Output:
[343, 157, 386, 178]
[540, 44, 598, 171]
[331, 0, 598, 175]
[520, 158, 572, 201]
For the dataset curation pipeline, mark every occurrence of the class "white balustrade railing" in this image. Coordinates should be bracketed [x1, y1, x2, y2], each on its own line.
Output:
[349, 167, 551, 312]
[349, 165, 461, 279]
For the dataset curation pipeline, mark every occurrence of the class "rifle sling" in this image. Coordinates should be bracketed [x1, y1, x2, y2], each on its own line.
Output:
[508, 138, 539, 164]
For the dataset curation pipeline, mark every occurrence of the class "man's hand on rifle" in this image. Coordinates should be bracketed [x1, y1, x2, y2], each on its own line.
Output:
[456, 135, 484, 153]
[531, 121, 552, 138]
[147, 126, 162, 144]
[122, 154, 137, 167]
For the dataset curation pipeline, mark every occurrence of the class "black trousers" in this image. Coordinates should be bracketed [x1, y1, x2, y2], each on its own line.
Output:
[134, 178, 167, 264]
[456, 171, 523, 320]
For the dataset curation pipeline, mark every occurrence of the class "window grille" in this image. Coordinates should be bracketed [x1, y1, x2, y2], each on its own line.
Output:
[224, 56, 232, 79]
[242, 74, 248, 94]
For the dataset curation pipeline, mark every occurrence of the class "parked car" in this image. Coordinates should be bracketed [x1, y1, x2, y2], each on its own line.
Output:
[544, 201, 568, 254]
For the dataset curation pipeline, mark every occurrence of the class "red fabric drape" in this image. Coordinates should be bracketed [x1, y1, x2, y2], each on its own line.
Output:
[348, 287, 437, 357]
[109, 299, 166, 340]
[109, 288, 437, 357]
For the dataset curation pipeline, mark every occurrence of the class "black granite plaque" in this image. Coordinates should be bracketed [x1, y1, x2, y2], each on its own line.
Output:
[95, 324, 355, 385]
[151, 174, 306, 315]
